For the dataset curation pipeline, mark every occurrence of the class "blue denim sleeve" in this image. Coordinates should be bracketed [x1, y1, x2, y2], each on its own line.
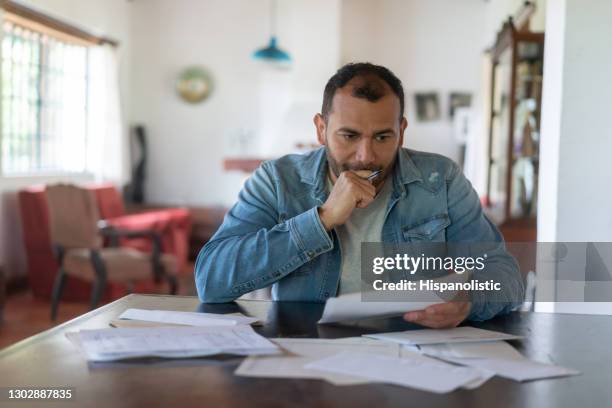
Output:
[194, 162, 333, 303]
[445, 164, 525, 321]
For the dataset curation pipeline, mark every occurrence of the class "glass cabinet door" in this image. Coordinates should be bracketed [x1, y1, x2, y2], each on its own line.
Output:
[509, 40, 544, 219]
[488, 47, 512, 222]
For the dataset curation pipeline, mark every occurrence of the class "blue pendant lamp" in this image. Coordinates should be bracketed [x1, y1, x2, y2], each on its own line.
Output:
[253, 0, 291, 64]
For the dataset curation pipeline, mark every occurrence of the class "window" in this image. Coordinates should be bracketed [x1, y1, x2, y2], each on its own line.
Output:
[1, 18, 89, 175]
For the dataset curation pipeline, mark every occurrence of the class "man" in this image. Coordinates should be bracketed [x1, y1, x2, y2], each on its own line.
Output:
[195, 62, 524, 328]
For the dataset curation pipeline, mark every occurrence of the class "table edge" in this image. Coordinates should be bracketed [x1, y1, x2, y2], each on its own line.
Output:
[0, 294, 197, 357]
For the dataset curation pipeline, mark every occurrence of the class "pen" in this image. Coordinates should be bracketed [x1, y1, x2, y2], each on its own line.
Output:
[367, 170, 382, 181]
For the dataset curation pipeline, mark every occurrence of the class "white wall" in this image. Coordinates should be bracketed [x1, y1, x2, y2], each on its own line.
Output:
[341, 0, 487, 163]
[483, 0, 547, 36]
[129, 0, 341, 207]
[0, 0, 132, 277]
[538, 0, 612, 242]
[536, 0, 612, 314]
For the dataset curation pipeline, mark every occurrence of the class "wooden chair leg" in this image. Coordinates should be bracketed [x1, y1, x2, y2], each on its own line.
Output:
[89, 250, 107, 310]
[167, 275, 178, 295]
[90, 275, 107, 310]
[50, 269, 66, 321]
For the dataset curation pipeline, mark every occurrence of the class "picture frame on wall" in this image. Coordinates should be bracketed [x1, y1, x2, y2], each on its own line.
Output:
[449, 92, 473, 119]
[414, 92, 441, 122]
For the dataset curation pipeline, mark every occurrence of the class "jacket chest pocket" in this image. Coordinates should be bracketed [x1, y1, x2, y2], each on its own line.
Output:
[292, 262, 313, 277]
[402, 214, 450, 242]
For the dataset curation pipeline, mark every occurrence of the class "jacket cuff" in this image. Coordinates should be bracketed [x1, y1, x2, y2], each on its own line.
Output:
[467, 288, 487, 321]
[289, 207, 334, 261]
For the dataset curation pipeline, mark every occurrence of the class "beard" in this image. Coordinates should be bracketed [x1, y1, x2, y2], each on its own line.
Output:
[324, 145, 397, 188]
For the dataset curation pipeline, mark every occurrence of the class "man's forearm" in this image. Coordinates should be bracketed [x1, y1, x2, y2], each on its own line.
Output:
[468, 251, 525, 321]
[194, 207, 333, 302]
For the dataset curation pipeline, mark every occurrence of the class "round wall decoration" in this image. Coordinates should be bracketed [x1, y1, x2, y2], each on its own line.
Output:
[176, 66, 213, 103]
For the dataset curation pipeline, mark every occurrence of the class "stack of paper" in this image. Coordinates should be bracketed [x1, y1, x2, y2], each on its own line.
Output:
[114, 308, 260, 327]
[72, 325, 279, 362]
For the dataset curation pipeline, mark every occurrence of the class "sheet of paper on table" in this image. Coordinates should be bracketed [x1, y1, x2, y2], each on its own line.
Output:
[442, 356, 581, 382]
[317, 291, 443, 324]
[304, 351, 484, 394]
[236, 338, 401, 385]
[418, 339, 525, 360]
[110, 319, 185, 328]
[72, 325, 279, 362]
[412, 339, 580, 382]
[235, 337, 493, 390]
[364, 326, 523, 345]
[117, 308, 260, 327]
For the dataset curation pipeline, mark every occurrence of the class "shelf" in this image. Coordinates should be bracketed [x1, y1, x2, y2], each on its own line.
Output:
[223, 158, 270, 173]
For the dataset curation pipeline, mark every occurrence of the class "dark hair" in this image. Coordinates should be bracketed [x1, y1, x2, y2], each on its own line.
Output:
[321, 62, 405, 122]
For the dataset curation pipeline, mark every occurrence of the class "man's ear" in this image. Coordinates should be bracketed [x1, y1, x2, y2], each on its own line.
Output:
[398, 117, 408, 147]
[314, 113, 327, 145]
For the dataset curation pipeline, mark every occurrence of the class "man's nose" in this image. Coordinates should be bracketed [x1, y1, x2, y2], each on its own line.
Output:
[355, 139, 375, 164]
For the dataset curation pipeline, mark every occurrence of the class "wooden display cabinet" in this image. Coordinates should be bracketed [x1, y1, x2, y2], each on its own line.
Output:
[486, 13, 544, 235]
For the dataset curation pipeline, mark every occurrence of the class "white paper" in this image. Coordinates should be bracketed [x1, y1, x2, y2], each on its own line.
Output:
[76, 325, 279, 362]
[460, 369, 497, 390]
[236, 338, 492, 389]
[317, 291, 443, 324]
[414, 340, 579, 383]
[305, 351, 483, 393]
[118, 308, 259, 327]
[365, 326, 523, 345]
[236, 338, 403, 385]
[419, 340, 525, 360]
[443, 356, 580, 382]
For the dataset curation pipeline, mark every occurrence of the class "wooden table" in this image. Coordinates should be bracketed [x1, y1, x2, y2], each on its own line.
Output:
[0, 295, 610, 407]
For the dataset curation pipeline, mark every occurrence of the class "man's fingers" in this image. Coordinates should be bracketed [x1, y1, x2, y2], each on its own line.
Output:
[405, 310, 448, 323]
[356, 194, 375, 208]
[424, 303, 461, 316]
[404, 312, 456, 329]
[344, 171, 377, 190]
[403, 302, 470, 329]
[349, 181, 376, 208]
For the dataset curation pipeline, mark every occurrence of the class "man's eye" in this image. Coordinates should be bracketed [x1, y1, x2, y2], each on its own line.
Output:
[375, 135, 391, 142]
[341, 133, 358, 140]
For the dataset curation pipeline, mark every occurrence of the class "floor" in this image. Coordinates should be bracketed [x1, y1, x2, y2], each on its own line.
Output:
[0, 272, 197, 351]
[0, 291, 91, 350]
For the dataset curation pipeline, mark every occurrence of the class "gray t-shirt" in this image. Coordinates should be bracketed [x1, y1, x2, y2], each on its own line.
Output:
[326, 173, 393, 294]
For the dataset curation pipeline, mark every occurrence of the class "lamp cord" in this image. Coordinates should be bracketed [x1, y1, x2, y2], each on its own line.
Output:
[270, 0, 277, 37]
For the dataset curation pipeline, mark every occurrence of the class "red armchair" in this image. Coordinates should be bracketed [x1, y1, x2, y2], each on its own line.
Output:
[18, 184, 191, 301]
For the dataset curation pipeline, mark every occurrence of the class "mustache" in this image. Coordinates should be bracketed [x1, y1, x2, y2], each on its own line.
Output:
[341, 164, 382, 172]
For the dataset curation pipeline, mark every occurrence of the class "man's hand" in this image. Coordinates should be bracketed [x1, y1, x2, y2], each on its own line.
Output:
[403, 300, 471, 329]
[318, 171, 376, 230]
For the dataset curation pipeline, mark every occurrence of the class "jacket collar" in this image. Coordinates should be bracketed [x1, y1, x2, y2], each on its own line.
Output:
[299, 146, 423, 197]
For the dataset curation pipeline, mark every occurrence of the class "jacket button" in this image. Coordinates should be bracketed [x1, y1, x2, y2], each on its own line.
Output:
[324, 292, 330, 298]
[307, 250, 314, 258]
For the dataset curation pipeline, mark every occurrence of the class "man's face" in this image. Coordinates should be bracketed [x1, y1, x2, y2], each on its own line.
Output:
[314, 84, 407, 188]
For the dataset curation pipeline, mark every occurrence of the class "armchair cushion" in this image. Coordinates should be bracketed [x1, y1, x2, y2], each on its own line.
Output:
[64, 248, 177, 282]
[104, 209, 191, 273]
[88, 184, 191, 273]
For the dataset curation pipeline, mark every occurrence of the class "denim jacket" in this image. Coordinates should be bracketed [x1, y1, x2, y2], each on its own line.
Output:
[195, 147, 525, 321]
